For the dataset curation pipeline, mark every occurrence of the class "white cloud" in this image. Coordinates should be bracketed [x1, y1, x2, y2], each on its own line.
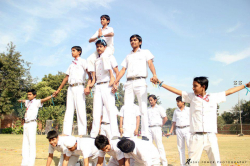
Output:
[211, 47, 250, 65]
[0, 34, 16, 52]
[226, 22, 241, 33]
[51, 29, 68, 45]
[211, 78, 223, 86]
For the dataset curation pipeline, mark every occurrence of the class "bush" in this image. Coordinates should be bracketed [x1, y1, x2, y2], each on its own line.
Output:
[2, 127, 13, 134]
[13, 126, 23, 134]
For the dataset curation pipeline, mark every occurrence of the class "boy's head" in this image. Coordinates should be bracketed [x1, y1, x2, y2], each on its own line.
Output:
[64, 136, 77, 152]
[130, 34, 142, 49]
[71, 46, 82, 58]
[27, 89, 36, 100]
[176, 96, 185, 109]
[95, 39, 107, 55]
[46, 130, 59, 147]
[100, 15, 110, 26]
[193, 77, 209, 95]
[95, 135, 111, 152]
[148, 94, 157, 107]
[117, 138, 135, 153]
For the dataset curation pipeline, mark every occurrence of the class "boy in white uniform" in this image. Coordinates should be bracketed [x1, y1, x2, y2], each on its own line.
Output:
[152, 76, 250, 166]
[113, 34, 158, 140]
[95, 135, 126, 166]
[100, 105, 119, 140]
[166, 96, 190, 166]
[54, 46, 91, 136]
[18, 89, 55, 166]
[147, 94, 168, 166]
[89, 40, 119, 139]
[119, 104, 140, 138]
[46, 130, 80, 166]
[88, 14, 115, 86]
[62, 136, 102, 166]
[117, 138, 161, 166]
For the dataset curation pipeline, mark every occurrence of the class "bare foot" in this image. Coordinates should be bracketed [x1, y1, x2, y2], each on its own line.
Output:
[109, 76, 115, 86]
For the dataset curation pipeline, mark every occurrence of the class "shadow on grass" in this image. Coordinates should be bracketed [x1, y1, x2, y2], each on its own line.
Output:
[53, 156, 60, 165]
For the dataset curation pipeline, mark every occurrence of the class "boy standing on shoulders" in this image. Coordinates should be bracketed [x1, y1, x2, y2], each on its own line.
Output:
[46, 130, 80, 166]
[18, 89, 55, 166]
[166, 96, 190, 166]
[89, 40, 119, 139]
[113, 34, 158, 141]
[152, 76, 250, 166]
[88, 14, 115, 86]
[147, 94, 168, 166]
[54, 46, 92, 136]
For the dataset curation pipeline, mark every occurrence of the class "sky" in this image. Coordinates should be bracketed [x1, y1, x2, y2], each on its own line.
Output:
[0, 0, 250, 114]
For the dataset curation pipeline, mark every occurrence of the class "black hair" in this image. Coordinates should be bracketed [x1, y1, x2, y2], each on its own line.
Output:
[193, 76, 209, 91]
[95, 39, 107, 47]
[117, 139, 135, 153]
[95, 135, 109, 150]
[148, 94, 157, 101]
[71, 46, 82, 56]
[100, 15, 110, 25]
[46, 130, 58, 139]
[176, 96, 182, 102]
[130, 34, 142, 48]
[27, 89, 36, 95]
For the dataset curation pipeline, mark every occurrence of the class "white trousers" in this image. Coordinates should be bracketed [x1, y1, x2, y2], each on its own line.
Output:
[87, 46, 114, 72]
[189, 133, 221, 166]
[100, 124, 112, 140]
[21, 121, 37, 166]
[149, 127, 168, 166]
[63, 86, 87, 135]
[90, 83, 119, 138]
[124, 80, 148, 137]
[58, 154, 79, 166]
[176, 127, 191, 166]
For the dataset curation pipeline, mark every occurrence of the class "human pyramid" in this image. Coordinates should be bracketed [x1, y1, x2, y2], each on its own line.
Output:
[18, 14, 250, 166]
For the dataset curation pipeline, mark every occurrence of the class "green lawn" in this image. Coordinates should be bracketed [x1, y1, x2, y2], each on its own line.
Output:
[0, 134, 249, 166]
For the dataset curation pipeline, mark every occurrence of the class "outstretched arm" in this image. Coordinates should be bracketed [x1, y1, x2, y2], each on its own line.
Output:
[41, 94, 55, 104]
[114, 67, 126, 85]
[226, 82, 250, 96]
[53, 75, 69, 97]
[18, 100, 25, 103]
[154, 80, 182, 96]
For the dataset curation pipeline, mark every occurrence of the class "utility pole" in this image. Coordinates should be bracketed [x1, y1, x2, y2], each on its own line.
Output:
[234, 81, 244, 136]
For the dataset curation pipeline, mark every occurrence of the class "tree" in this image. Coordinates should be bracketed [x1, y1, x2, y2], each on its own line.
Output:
[231, 100, 250, 124]
[0, 42, 33, 127]
[221, 111, 235, 124]
[165, 108, 176, 125]
[217, 116, 226, 130]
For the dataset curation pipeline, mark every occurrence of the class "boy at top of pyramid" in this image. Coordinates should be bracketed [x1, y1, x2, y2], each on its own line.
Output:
[88, 14, 117, 87]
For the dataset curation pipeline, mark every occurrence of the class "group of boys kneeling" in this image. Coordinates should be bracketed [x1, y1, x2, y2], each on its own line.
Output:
[46, 130, 161, 166]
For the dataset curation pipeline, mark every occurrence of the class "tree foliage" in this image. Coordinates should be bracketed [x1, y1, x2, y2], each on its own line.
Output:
[0, 43, 33, 123]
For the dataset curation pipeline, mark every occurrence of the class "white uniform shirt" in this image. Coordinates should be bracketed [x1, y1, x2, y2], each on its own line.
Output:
[91, 26, 114, 50]
[148, 104, 166, 126]
[172, 107, 190, 127]
[120, 104, 141, 127]
[101, 106, 119, 123]
[98, 139, 124, 160]
[66, 138, 98, 159]
[93, 56, 110, 83]
[66, 57, 88, 84]
[124, 138, 160, 166]
[182, 91, 226, 133]
[24, 99, 43, 121]
[48, 136, 67, 154]
[121, 49, 154, 79]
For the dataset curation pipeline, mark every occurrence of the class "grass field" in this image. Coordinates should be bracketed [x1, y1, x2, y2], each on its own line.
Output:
[0, 134, 250, 166]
